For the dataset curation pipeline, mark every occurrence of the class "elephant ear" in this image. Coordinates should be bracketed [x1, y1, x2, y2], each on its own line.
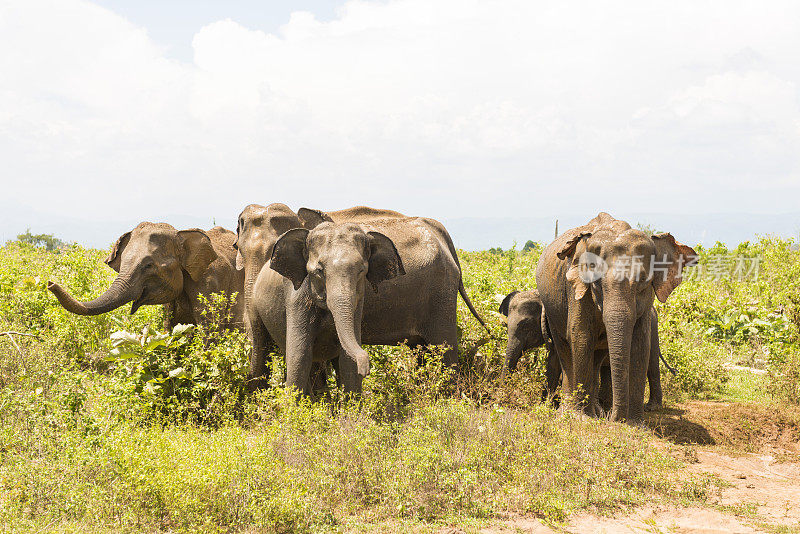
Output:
[178, 229, 218, 282]
[233, 229, 244, 271]
[298, 208, 334, 229]
[651, 233, 698, 303]
[557, 231, 592, 260]
[270, 228, 310, 290]
[366, 231, 405, 293]
[105, 231, 132, 273]
[566, 263, 590, 301]
[498, 291, 519, 316]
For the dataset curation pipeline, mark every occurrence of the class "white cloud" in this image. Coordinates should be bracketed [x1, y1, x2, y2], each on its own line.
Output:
[1, 0, 800, 244]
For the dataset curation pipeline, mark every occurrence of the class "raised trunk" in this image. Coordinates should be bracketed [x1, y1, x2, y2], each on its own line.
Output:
[47, 275, 137, 316]
[603, 304, 634, 422]
[327, 290, 370, 378]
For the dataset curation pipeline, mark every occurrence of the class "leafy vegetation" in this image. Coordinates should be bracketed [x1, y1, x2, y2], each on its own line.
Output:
[1, 235, 799, 530]
[12, 229, 66, 251]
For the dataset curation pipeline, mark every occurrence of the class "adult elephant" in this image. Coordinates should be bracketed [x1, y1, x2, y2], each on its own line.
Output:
[244, 209, 489, 394]
[499, 289, 670, 410]
[233, 204, 409, 388]
[47, 223, 244, 331]
[535, 212, 695, 423]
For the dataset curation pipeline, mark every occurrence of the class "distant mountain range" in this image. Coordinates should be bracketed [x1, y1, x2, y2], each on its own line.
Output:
[3, 201, 799, 251]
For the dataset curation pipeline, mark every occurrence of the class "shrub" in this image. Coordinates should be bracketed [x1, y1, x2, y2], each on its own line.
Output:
[104, 293, 249, 426]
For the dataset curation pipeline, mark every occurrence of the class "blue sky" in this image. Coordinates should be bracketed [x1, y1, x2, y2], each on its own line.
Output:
[1, 0, 799, 248]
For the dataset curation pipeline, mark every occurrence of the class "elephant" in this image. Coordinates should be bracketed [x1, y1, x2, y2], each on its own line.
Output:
[245, 211, 489, 394]
[47, 222, 244, 331]
[535, 212, 696, 423]
[232, 203, 411, 388]
[498, 289, 560, 395]
[499, 290, 670, 411]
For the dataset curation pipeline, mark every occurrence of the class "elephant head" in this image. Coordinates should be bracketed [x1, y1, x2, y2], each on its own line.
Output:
[557, 222, 696, 421]
[233, 203, 302, 308]
[499, 289, 546, 371]
[270, 222, 405, 378]
[48, 222, 217, 316]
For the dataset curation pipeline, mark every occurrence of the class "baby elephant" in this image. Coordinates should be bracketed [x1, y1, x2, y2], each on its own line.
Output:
[499, 290, 669, 411]
[498, 290, 561, 396]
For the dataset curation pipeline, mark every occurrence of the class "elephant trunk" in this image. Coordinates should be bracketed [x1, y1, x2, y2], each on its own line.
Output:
[327, 288, 370, 378]
[603, 303, 634, 422]
[504, 322, 525, 372]
[47, 274, 138, 316]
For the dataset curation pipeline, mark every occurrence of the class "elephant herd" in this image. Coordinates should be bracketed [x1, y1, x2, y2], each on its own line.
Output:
[47, 206, 696, 423]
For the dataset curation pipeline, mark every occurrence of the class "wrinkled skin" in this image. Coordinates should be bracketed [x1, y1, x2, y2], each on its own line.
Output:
[243, 208, 489, 394]
[256, 222, 405, 393]
[500, 290, 667, 410]
[595, 308, 667, 412]
[535, 212, 696, 423]
[48, 223, 244, 331]
[233, 204, 411, 389]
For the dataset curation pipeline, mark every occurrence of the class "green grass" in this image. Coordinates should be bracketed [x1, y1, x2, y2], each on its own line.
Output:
[2, 238, 800, 531]
[715, 368, 770, 403]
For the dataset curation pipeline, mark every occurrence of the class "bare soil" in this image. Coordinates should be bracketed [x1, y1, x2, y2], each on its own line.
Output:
[447, 401, 800, 533]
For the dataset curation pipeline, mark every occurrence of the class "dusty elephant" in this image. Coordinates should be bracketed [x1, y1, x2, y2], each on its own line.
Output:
[48, 223, 244, 331]
[233, 204, 410, 389]
[246, 210, 489, 394]
[535, 212, 696, 423]
[499, 289, 671, 410]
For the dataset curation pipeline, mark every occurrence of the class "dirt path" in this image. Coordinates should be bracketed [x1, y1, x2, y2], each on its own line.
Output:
[469, 401, 800, 533]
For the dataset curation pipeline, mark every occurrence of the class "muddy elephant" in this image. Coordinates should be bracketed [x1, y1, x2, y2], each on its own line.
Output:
[47, 223, 244, 331]
[535, 212, 696, 422]
[245, 210, 489, 394]
[500, 290, 670, 410]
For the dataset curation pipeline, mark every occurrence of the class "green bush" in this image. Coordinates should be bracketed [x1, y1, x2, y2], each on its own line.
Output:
[105, 293, 249, 426]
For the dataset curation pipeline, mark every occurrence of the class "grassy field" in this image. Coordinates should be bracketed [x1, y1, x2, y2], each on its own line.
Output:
[1, 237, 799, 532]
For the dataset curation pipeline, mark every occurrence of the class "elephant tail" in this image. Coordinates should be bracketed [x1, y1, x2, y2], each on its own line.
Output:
[423, 216, 491, 334]
[459, 279, 490, 334]
[659, 351, 678, 376]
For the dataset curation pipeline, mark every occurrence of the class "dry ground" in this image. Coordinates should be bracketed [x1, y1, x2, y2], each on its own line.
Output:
[436, 401, 800, 534]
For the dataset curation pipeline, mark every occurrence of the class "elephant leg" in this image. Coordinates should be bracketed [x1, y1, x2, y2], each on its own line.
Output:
[597, 352, 612, 413]
[569, 334, 599, 416]
[423, 310, 460, 369]
[550, 334, 575, 407]
[246, 316, 272, 392]
[627, 315, 651, 423]
[310, 361, 329, 394]
[544, 347, 561, 403]
[285, 306, 315, 397]
[645, 319, 663, 411]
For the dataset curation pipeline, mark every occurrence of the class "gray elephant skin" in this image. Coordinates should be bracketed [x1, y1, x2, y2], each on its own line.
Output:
[48, 222, 244, 331]
[233, 204, 413, 388]
[535, 212, 696, 422]
[239, 206, 488, 394]
[499, 289, 667, 410]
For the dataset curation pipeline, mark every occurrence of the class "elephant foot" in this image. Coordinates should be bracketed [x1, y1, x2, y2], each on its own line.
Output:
[644, 400, 662, 412]
[246, 376, 272, 393]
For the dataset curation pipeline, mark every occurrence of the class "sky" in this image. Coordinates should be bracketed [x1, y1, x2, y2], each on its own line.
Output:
[1, 0, 800, 248]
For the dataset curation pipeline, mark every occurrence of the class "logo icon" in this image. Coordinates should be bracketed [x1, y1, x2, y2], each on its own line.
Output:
[577, 252, 607, 283]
